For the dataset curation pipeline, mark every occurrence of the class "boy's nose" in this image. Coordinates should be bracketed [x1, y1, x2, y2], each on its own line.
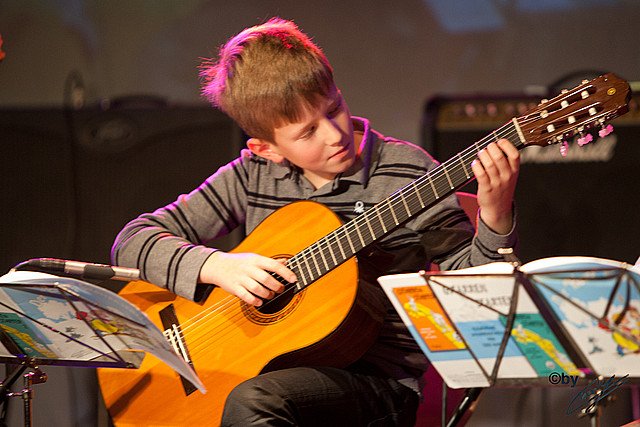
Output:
[323, 117, 342, 145]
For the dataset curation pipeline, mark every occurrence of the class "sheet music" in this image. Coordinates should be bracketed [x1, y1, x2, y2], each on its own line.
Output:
[521, 257, 640, 377]
[379, 262, 582, 388]
[0, 271, 206, 393]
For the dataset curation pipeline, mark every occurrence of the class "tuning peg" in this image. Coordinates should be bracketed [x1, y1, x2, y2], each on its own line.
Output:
[577, 133, 593, 146]
[560, 141, 568, 156]
[598, 124, 614, 138]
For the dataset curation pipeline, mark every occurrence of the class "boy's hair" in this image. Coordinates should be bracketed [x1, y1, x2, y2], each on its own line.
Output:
[200, 18, 334, 142]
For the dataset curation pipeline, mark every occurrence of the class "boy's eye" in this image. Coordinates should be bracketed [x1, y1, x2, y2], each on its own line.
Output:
[302, 126, 317, 139]
[328, 103, 342, 117]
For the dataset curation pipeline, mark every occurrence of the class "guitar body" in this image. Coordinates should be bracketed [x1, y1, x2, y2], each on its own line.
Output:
[97, 201, 386, 426]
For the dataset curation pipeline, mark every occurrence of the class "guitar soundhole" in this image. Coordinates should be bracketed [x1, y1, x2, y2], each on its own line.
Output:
[242, 285, 304, 324]
[258, 287, 294, 314]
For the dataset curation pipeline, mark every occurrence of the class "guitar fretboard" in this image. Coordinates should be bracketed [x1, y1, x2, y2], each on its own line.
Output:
[285, 118, 526, 291]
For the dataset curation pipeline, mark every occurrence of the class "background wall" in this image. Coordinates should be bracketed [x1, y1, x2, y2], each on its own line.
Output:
[1, 1, 639, 426]
[2, 0, 639, 145]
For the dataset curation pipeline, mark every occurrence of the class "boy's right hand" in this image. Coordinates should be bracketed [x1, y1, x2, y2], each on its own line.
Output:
[198, 251, 297, 306]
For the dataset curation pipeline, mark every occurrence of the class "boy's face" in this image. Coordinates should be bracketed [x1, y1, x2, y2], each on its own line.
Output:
[247, 88, 358, 189]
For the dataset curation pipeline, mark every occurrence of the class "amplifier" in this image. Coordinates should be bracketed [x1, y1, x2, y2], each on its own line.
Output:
[0, 104, 244, 273]
[421, 89, 640, 264]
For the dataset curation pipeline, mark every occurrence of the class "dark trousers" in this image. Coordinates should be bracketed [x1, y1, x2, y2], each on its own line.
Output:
[220, 366, 420, 427]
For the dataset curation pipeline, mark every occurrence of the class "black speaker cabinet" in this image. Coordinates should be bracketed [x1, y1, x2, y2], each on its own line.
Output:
[0, 109, 75, 272]
[422, 92, 640, 264]
[1, 104, 244, 273]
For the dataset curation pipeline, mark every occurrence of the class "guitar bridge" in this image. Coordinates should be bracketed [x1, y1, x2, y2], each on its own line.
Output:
[159, 304, 197, 396]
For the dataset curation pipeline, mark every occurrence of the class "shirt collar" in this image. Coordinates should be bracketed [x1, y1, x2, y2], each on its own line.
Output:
[340, 116, 381, 187]
[262, 153, 295, 180]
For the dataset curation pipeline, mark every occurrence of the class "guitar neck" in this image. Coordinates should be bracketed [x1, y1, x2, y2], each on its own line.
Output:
[287, 118, 527, 291]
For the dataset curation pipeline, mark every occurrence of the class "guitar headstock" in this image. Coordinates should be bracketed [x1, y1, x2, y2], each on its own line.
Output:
[518, 73, 631, 148]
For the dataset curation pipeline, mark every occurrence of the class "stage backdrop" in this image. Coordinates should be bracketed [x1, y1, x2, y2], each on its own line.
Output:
[0, 102, 244, 275]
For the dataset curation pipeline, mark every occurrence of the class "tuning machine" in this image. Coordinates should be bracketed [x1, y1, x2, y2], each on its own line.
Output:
[598, 123, 614, 138]
[577, 133, 593, 146]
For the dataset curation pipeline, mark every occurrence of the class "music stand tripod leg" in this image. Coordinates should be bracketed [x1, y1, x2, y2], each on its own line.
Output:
[20, 367, 47, 427]
[0, 363, 47, 427]
[0, 364, 27, 406]
[445, 387, 483, 427]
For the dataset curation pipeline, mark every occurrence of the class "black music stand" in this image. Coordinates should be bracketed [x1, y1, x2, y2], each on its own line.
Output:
[379, 256, 640, 427]
[522, 258, 640, 426]
[419, 263, 566, 427]
[0, 271, 203, 427]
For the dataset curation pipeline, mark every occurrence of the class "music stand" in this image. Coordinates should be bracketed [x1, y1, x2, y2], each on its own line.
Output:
[378, 256, 640, 427]
[521, 257, 640, 425]
[521, 257, 640, 376]
[0, 271, 205, 426]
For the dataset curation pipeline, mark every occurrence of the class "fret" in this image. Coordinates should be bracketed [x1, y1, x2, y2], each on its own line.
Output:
[428, 176, 439, 199]
[343, 228, 356, 253]
[375, 206, 388, 233]
[363, 211, 375, 238]
[335, 232, 347, 260]
[302, 255, 314, 279]
[393, 196, 411, 224]
[442, 163, 454, 189]
[386, 198, 399, 225]
[458, 153, 471, 179]
[400, 194, 411, 216]
[309, 246, 321, 275]
[511, 118, 526, 146]
[318, 244, 330, 271]
[354, 222, 366, 247]
[411, 182, 424, 209]
[326, 239, 338, 265]
[492, 130, 499, 143]
[291, 261, 307, 291]
[358, 214, 375, 245]
[288, 257, 300, 277]
[436, 167, 460, 200]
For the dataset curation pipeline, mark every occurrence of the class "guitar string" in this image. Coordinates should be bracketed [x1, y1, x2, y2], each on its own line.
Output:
[184, 124, 582, 358]
[176, 122, 528, 354]
[180, 262, 318, 356]
[179, 88, 608, 358]
[177, 241, 324, 337]
[181, 139, 531, 358]
[175, 229, 328, 334]
[177, 249, 319, 345]
[178, 93, 606, 344]
[177, 90, 610, 357]
[166, 123, 584, 362]
[179, 209, 363, 338]
[320, 119, 525, 256]
[176, 239, 321, 338]
[179, 106, 602, 353]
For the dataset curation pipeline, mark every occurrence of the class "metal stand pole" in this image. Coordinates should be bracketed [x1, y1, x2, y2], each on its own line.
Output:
[1, 367, 47, 427]
[446, 387, 482, 427]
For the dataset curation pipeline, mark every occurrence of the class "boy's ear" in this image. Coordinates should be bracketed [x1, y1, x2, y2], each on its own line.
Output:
[246, 138, 284, 163]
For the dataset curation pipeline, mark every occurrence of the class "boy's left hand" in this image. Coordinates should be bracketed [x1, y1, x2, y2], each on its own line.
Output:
[471, 138, 520, 235]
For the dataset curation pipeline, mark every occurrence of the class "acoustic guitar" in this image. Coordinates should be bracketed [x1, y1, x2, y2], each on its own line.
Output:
[98, 74, 630, 426]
